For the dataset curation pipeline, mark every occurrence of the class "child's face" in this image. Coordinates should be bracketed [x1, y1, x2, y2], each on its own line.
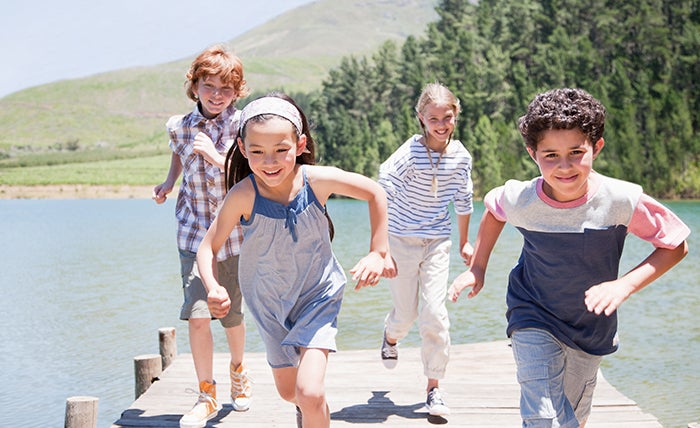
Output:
[238, 117, 306, 190]
[527, 129, 604, 202]
[193, 75, 237, 119]
[419, 103, 456, 146]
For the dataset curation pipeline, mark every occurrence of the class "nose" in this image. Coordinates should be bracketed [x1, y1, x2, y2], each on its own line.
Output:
[558, 156, 572, 170]
[263, 153, 276, 165]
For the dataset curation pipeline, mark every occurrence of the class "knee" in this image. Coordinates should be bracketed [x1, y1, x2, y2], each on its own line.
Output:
[295, 384, 325, 411]
[277, 387, 296, 404]
[189, 318, 210, 333]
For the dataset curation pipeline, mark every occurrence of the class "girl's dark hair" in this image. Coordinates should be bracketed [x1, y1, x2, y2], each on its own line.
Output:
[225, 92, 334, 239]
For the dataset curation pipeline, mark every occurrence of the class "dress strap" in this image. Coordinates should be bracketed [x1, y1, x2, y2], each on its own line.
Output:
[248, 173, 260, 195]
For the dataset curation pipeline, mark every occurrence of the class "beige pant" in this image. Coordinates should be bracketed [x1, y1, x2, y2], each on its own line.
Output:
[384, 234, 451, 379]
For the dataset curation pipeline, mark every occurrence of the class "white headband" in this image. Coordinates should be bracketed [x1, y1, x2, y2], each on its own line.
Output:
[238, 97, 303, 134]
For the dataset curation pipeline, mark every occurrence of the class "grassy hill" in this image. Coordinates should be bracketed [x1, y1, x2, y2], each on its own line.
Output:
[0, 0, 438, 186]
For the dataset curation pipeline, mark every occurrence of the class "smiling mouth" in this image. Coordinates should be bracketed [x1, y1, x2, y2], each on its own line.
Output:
[557, 174, 578, 182]
[263, 169, 282, 177]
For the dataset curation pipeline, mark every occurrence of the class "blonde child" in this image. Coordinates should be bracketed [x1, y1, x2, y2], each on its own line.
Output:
[152, 44, 252, 428]
[448, 88, 689, 427]
[378, 82, 474, 415]
[196, 93, 391, 428]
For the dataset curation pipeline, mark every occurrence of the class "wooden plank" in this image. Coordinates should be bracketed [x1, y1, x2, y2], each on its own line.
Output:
[112, 340, 662, 427]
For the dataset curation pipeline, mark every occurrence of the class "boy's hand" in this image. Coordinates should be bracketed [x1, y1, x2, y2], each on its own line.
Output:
[350, 251, 385, 290]
[584, 280, 633, 316]
[447, 270, 482, 302]
[207, 285, 231, 318]
[192, 132, 218, 164]
[152, 182, 173, 204]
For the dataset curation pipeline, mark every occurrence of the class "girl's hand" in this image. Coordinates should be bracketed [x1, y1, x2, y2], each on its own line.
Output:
[461, 242, 474, 266]
[207, 285, 231, 318]
[447, 270, 482, 302]
[584, 279, 633, 316]
[350, 251, 385, 290]
[382, 252, 397, 278]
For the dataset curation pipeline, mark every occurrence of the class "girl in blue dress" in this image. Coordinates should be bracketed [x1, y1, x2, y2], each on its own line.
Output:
[197, 93, 393, 428]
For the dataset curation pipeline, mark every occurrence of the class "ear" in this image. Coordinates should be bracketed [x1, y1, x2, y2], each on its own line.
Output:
[592, 138, 605, 159]
[237, 137, 248, 158]
[417, 114, 426, 129]
[526, 146, 538, 163]
[296, 134, 308, 156]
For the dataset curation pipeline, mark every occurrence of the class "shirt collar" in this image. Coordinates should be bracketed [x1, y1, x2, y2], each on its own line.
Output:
[189, 103, 236, 126]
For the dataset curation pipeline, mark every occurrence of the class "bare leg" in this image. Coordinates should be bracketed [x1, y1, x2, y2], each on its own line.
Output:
[272, 366, 298, 404]
[224, 323, 245, 367]
[189, 318, 213, 383]
[296, 348, 330, 428]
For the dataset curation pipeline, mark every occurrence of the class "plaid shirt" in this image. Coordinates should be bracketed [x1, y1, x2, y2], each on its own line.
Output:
[167, 103, 242, 261]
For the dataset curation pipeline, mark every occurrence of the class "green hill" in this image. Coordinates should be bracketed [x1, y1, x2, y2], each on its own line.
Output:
[0, 0, 438, 185]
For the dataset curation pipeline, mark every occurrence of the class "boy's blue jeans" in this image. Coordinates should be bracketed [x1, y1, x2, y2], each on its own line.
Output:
[510, 328, 602, 428]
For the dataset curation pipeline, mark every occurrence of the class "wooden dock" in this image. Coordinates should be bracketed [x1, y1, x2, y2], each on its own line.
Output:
[112, 340, 662, 427]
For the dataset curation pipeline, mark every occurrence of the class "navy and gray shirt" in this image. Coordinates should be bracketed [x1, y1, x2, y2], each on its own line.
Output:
[485, 173, 690, 355]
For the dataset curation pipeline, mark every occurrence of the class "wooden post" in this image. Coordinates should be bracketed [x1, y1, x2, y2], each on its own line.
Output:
[64, 396, 98, 428]
[134, 354, 162, 399]
[158, 327, 177, 370]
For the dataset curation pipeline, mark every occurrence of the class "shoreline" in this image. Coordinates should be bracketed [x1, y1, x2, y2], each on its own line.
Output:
[0, 184, 154, 200]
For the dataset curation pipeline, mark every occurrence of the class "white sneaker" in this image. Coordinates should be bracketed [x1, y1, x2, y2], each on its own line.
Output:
[180, 381, 221, 428]
[426, 387, 450, 416]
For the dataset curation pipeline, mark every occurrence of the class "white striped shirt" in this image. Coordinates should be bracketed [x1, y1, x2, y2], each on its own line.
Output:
[379, 135, 473, 238]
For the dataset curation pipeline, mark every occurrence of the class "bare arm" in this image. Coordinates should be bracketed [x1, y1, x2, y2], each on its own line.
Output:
[196, 181, 253, 318]
[448, 210, 505, 301]
[309, 166, 390, 289]
[585, 240, 688, 316]
[456, 213, 473, 265]
[152, 152, 182, 204]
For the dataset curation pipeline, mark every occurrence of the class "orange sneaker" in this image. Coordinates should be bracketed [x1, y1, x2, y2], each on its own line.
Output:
[230, 362, 253, 411]
[179, 380, 221, 428]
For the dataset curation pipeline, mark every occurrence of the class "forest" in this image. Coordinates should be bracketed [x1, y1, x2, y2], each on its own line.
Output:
[300, 0, 700, 198]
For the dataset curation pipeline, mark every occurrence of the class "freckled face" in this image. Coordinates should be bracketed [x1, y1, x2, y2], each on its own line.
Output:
[528, 129, 604, 202]
[238, 117, 306, 189]
[419, 103, 456, 148]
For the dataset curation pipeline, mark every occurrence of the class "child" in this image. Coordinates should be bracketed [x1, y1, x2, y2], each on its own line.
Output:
[152, 44, 253, 428]
[378, 82, 474, 416]
[448, 88, 690, 427]
[196, 93, 391, 428]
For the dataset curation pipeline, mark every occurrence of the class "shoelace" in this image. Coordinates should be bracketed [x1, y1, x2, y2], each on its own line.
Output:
[427, 388, 445, 405]
[382, 340, 398, 359]
[184, 388, 217, 407]
[230, 369, 254, 396]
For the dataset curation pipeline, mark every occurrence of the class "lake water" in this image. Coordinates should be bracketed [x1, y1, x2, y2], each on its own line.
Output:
[0, 198, 697, 427]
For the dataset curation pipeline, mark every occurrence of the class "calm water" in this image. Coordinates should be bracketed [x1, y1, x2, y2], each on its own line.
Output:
[0, 198, 697, 427]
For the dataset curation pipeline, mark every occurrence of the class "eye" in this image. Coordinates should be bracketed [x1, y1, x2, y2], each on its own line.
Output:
[544, 153, 558, 159]
[570, 149, 585, 156]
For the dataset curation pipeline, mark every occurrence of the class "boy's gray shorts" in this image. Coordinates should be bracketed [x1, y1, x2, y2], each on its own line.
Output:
[178, 249, 243, 328]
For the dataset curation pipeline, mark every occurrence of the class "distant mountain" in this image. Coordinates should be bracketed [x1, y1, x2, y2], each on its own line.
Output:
[0, 0, 438, 154]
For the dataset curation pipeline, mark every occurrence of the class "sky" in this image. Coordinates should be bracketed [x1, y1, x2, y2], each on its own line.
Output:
[0, 0, 315, 98]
